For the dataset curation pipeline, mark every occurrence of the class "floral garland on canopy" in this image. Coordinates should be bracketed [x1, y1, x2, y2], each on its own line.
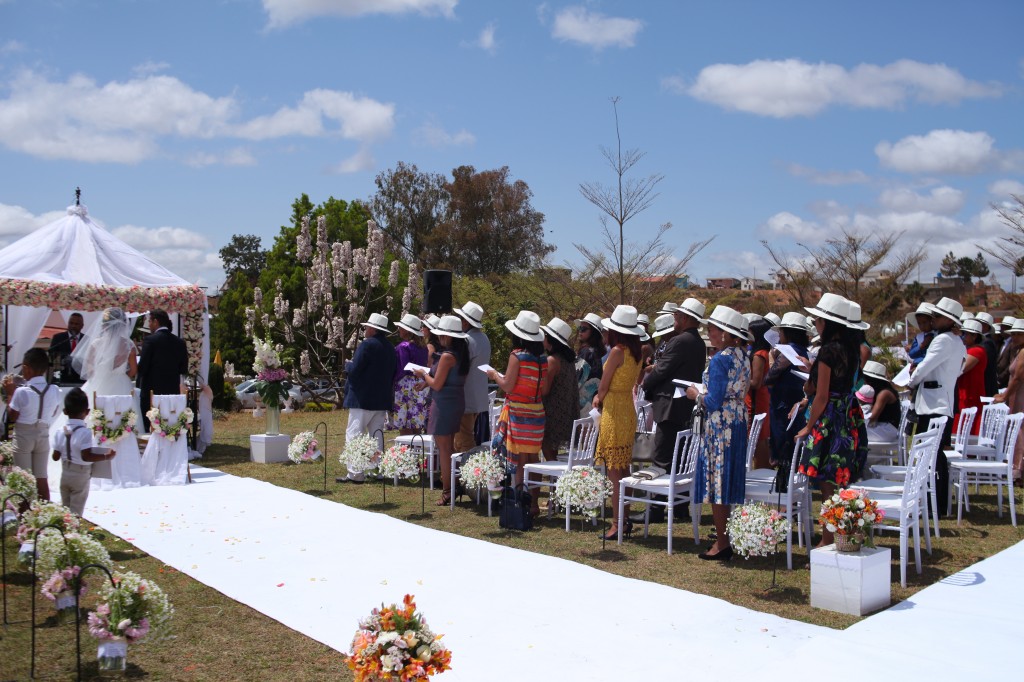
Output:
[0, 279, 206, 375]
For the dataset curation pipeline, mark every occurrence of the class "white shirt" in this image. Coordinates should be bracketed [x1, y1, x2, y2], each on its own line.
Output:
[51, 418, 93, 466]
[9, 376, 61, 424]
[908, 330, 967, 417]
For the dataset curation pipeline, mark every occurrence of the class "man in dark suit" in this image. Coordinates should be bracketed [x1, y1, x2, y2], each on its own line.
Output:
[48, 312, 85, 384]
[137, 309, 189, 431]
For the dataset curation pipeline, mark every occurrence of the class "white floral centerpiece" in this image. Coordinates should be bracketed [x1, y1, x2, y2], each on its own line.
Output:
[87, 407, 138, 445]
[88, 570, 174, 673]
[2, 466, 37, 504]
[16, 500, 81, 543]
[379, 444, 421, 482]
[554, 466, 613, 517]
[0, 439, 15, 471]
[288, 431, 322, 463]
[252, 338, 289, 409]
[459, 450, 506, 499]
[726, 502, 791, 559]
[341, 434, 381, 475]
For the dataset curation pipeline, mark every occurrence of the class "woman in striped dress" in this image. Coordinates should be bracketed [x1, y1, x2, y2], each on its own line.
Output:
[488, 311, 547, 515]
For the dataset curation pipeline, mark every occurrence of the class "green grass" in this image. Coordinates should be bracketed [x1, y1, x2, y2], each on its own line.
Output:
[2, 408, 1021, 680]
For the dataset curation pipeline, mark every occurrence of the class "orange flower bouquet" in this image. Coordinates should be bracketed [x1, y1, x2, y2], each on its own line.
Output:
[344, 594, 451, 681]
[819, 488, 884, 549]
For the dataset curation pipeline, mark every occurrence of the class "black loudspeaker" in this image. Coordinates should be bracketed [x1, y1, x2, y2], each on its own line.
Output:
[423, 269, 453, 313]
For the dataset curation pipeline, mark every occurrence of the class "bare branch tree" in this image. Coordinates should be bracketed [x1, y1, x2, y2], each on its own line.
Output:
[979, 194, 1024, 276]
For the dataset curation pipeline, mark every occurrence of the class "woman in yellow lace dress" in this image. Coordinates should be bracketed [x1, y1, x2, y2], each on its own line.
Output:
[592, 305, 645, 540]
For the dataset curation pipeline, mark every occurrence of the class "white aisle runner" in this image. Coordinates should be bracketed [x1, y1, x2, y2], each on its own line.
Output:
[56, 459, 1023, 680]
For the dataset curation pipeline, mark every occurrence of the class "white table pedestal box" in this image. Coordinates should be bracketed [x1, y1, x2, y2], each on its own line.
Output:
[250, 434, 290, 463]
[810, 545, 891, 616]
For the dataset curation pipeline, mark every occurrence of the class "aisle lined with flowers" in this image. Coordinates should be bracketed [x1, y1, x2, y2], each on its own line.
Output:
[54, 456, 1024, 680]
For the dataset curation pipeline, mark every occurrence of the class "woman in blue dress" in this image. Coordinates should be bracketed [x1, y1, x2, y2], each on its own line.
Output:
[685, 306, 751, 562]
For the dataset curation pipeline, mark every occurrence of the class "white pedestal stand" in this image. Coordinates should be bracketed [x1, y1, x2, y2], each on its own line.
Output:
[810, 545, 892, 616]
[250, 434, 290, 463]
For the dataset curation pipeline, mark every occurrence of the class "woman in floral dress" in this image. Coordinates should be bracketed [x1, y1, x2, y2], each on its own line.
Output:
[687, 306, 751, 561]
[391, 314, 429, 435]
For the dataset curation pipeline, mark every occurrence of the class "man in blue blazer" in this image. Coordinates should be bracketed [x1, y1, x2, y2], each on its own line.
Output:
[340, 312, 397, 482]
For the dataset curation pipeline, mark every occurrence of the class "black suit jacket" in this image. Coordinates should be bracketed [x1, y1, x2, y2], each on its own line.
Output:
[137, 328, 188, 399]
[641, 328, 705, 425]
[48, 331, 85, 383]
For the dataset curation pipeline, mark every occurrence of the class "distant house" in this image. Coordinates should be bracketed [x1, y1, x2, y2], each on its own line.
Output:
[740, 277, 773, 291]
[639, 274, 691, 289]
[707, 277, 740, 290]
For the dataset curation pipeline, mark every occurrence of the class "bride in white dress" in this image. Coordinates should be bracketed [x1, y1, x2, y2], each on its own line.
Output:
[68, 307, 143, 490]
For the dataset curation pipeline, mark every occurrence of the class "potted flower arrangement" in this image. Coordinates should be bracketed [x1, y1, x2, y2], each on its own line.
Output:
[379, 444, 421, 483]
[288, 431, 322, 464]
[819, 488, 884, 552]
[88, 570, 174, 674]
[344, 594, 451, 681]
[726, 502, 791, 559]
[15, 500, 81, 568]
[0, 439, 15, 472]
[2, 465, 37, 504]
[341, 434, 381, 477]
[35, 531, 112, 623]
[253, 338, 289, 435]
[554, 466, 613, 517]
[458, 450, 506, 499]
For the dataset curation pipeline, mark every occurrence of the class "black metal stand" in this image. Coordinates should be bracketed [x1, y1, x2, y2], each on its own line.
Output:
[372, 429, 387, 505]
[409, 434, 426, 514]
[2, 492, 29, 626]
[74, 563, 118, 681]
[313, 421, 329, 492]
[31, 524, 72, 679]
[594, 456, 609, 551]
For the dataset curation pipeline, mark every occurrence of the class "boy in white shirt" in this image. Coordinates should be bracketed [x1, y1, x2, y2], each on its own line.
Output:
[8, 348, 61, 501]
[50, 388, 115, 516]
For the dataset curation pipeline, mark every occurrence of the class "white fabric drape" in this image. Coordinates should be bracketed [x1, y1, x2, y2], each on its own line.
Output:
[140, 394, 189, 486]
[4, 306, 51, 373]
[91, 394, 142, 491]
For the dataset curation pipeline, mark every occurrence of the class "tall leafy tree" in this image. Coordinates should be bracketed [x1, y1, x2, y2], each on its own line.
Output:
[219, 234, 267, 285]
[367, 161, 448, 263]
[211, 271, 256, 370]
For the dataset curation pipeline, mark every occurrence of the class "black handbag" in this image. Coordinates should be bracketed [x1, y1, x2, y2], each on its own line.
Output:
[498, 484, 533, 531]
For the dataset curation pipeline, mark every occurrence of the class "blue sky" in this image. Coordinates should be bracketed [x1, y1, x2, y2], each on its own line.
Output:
[1, 0, 1022, 296]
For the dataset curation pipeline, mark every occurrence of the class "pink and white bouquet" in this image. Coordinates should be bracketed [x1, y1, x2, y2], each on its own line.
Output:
[1, 466, 37, 503]
[459, 450, 506, 498]
[341, 434, 381, 474]
[88, 570, 173, 644]
[16, 500, 81, 543]
[554, 466, 613, 517]
[145, 407, 194, 442]
[288, 431, 322, 463]
[726, 502, 791, 558]
[379, 444, 421, 481]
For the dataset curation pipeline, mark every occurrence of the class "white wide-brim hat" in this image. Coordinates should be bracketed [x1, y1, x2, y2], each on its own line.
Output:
[974, 311, 995, 329]
[1008, 319, 1024, 334]
[540, 317, 573, 348]
[433, 315, 469, 339]
[422, 314, 441, 332]
[505, 310, 545, 342]
[961, 318, 984, 336]
[601, 305, 643, 336]
[454, 301, 485, 329]
[651, 313, 675, 338]
[914, 302, 935, 317]
[778, 311, 809, 331]
[637, 313, 650, 327]
[862, 360, 889, 382]
[394, 313, 424, 337]
[931, 297, 964, 325]
[804, 293, 853, 328]
[743, 313, 764, 324]
[847, 301, 871, 330]
[675, 297, 706, 323]
[575, 312, 604, 333]
[361, 312, 390, 333]
[656, 301, 679, 315]
[998, 315, 1018, 330]
[707, 305, 751, 341]
[764, 312, 781, 327]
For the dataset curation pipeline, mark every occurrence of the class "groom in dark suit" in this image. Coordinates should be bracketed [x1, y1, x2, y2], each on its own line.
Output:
[137, 309, 189, 431]
[48, 312, 86, 384]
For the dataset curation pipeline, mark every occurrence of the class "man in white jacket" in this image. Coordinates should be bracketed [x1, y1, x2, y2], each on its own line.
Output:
[908, 297, 966, 516]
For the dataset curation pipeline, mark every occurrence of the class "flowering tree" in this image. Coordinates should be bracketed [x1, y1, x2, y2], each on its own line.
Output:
[246, 217, 418, 401]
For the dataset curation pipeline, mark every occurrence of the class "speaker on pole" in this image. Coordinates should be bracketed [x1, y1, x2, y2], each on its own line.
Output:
[423, 269, 453, 314]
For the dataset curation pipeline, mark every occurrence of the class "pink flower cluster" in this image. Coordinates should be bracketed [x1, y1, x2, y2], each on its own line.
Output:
[257, 368, 289, 382]
[88, 602, 151, 642]
[41, 566, 85, 601]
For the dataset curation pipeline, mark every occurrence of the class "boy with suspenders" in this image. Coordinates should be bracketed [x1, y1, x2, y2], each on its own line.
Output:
[51, 388, 115, 516]
[7, 348, 60, 501]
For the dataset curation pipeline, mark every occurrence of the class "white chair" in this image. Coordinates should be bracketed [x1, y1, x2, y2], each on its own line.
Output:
[618, 429, 699, 554]
[870, 436, 936, 588]
[90, 393, 142, 491]
[949, 413, 1022, 527]
[139, 394, 189, 486]
[523, 419, 599, 530]
[450, 444, 496, 513]
[943, 406, 978, 460]
[961, 402, 1010, 459]
[744, 441, 813, 569]
[742, 413, 770, 481]
[870, 416, 947, 538]
[393, 434, 437, 489]
[866, 400, 912, 466]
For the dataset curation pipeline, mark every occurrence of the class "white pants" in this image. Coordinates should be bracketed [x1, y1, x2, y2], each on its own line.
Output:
[345, 409, 387, 481]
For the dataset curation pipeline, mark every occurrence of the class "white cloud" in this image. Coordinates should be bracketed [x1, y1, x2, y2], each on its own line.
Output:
[477, 22, 497, 53]
[705, 250, 771, 279]
[0, 202, 66, 237]
[113, 225, 212, 250]
[875, 129, 997, 174]
[551, 6, 642, 50]
[990, 179, 1024, 197]
[1, 40, 25, 54]
[660, 75, 687, 95]
[787, 163, 871, 186]
[685, 59, 1000, 117]
[328, 146, 376, 174]
[184, 147, 258, 168]
[761, 211, 827, 243]
[413, 121, 475, 147]
[878, 186, 965, 215]
[262, 0, 457, 28]
[132, 61, 170, 76]
[0, 70, 394, 164]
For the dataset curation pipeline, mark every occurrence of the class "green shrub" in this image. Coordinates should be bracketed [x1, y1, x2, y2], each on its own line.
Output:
[302, 401, 335, 413]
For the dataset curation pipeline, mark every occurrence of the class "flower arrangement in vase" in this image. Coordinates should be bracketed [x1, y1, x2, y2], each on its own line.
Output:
[379, 444, 421, 482]
[16, 500, 81, 544]
[2, 466, 37, 503]
[554, 466, 613, 517]
[820, 488, 884, 551]
[458, 450, 506, 499]
[341, 434, 381, 475]
[726, 502, 791, 559]
[344, 594, 451, 681]
[88, 570, 174, 673]
[252, 338, 289, 409]
[288, 431, 322, 463]
[35, 531, 112, 623]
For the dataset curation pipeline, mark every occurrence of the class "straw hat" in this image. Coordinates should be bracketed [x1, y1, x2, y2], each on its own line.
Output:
[651, 314, 676, 338]
[575, 312, 603, 333]
[931, 297, 964, 325]
[540, 317, 573, 348]
[454, 301, 485, 329]
[505, 310, 545, 342]
[998, 315, 1018, 330]
[675, 298, 706, 323]
[914, 302, 935, 317]
[847, 302, 871, 330]
[961, 319, 985, 336]
[862, 360, 889, 382]
[707, 305, 751, 341]
[601, 305, 643, 336]
[764, 312, 781, 327]
[804, 293, 852, 328]
[432, 315, 468, 339]
[974, 311, 994, 330]
[656, 301, 679, 314]
[361, 313, 390, 333]
[1008, 319, 1024, 334]
[778, 312, 809, 331]
[394, 314, 424, 337]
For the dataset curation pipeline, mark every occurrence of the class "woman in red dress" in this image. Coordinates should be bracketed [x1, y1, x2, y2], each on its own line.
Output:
[955, 319, 988, 436]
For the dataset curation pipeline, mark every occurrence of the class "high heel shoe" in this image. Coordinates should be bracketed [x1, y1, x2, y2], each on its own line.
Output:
[437, 490, 452, 506]
[601, 519, 633, 541]
[698, 545, 733, 562]
[455, 481, 466, 502]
